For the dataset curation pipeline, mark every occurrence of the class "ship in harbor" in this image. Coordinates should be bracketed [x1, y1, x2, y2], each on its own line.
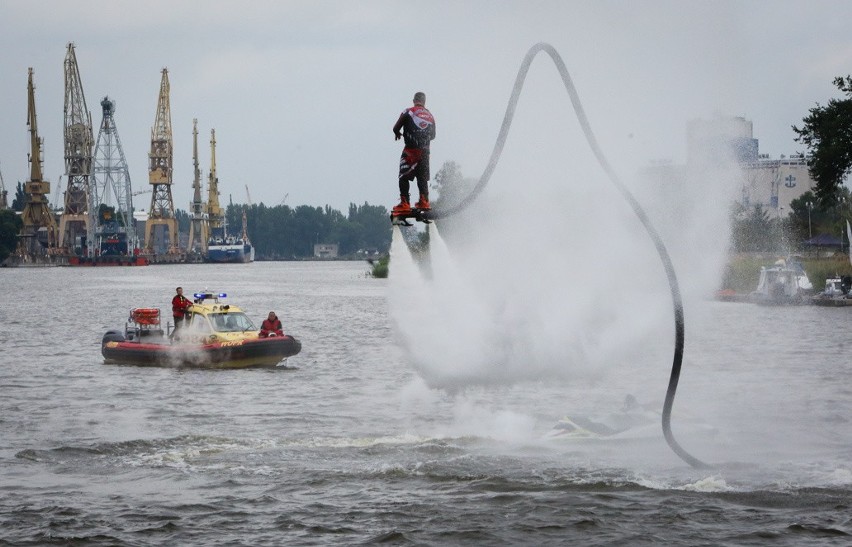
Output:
[203, 128, 254, 264]
[207, 229, 254, 264]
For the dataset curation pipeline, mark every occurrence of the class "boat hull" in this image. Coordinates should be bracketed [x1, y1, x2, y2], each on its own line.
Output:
[811, 295, 852, 307]
[69, 255, 150, 266]
[102, 333, 301, 368]
[207, 244, 254, 263]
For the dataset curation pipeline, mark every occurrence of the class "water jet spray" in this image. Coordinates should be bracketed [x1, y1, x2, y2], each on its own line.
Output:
[428, 42, 708, 469]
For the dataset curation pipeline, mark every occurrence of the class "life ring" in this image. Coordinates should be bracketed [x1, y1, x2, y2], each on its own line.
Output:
[131, 308, 160, 325]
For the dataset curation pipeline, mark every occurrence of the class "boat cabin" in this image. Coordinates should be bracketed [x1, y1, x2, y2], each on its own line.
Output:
[179, 292, 259, 343]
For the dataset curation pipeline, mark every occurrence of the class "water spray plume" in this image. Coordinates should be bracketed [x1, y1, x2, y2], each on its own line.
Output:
[427, 42, 708, 469]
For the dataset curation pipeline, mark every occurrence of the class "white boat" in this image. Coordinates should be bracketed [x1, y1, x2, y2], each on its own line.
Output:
[749, 258, 813, 305]
[811, 275, 852, 307]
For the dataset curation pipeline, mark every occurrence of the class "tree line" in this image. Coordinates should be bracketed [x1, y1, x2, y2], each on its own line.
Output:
[208, 201, 392, 259]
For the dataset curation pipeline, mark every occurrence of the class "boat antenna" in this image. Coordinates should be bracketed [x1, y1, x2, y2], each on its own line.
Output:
[432, 43, 708, 469]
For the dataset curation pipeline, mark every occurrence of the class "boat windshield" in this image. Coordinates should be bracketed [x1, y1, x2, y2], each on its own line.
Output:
[210, 312, 256, 332]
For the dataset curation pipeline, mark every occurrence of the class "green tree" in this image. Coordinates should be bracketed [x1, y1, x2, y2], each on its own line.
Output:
[218, 200, 391, 260]
[175, 209, 190, 233]
[0, 209, 22, 262]
[787, 191, 818, 244]
[11, 182, 27, 212]
[730, 203, 778, 252]
[433, 160, 474, 209]
[793, 76, 852, 206]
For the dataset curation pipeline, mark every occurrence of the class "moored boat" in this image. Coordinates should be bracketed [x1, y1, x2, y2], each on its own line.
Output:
[101, 292, 300, 368]
[206, 236, 254, 263]
[749, 258, 814, 305]
[811, 275, 852, 307]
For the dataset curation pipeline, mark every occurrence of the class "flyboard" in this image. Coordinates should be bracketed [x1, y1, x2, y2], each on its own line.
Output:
[390, 207, 434, 226]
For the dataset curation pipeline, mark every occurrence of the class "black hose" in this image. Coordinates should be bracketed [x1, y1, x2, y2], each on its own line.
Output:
[432, 42, 708, 469]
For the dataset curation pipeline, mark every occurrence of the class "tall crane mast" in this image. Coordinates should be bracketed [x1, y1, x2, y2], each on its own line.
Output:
[143, 68, 180, 255]
[242, 184, 252, 243]
[92, 96, 137, 254]
[18, 68, 58, 258]
[0, 160, 8, 210]
[187, 119, 209, 253]
[57, 43, 94, 256]
[206, 128, 224, 237]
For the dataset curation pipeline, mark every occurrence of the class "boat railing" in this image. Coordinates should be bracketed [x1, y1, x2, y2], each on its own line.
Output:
[126, 307, 165, 341]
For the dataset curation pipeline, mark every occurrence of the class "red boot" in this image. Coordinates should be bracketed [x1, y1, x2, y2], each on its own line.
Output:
[392, 194, 411, 215]
[415, 196, 430, 210]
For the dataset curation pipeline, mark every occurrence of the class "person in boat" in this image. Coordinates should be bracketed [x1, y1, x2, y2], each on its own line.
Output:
[392, 91, 436, 216]
[171, 286, 192, 331]
[259, 311, 284, 338]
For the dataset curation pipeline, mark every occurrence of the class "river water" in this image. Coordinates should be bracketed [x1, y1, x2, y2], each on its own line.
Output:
[1, 260, 850, 545]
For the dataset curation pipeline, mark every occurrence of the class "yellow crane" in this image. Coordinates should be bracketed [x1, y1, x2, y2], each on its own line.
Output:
[241, 184, 252, 243]
[18, 68, 58, 258]
[143, 68, 180, 255]
[187, 119, 209, 253]
[206, 128, 223, 232]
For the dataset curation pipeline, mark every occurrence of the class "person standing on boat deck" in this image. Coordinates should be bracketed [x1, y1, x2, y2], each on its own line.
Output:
[259, 311, 284, 338]
[392, 91, 436, 215]
[171, 287, 192, 331]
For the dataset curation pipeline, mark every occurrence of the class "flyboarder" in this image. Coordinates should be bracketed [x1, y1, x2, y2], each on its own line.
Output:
[392, 91, 436, 217]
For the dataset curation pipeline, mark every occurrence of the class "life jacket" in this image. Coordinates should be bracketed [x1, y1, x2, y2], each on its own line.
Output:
[401, 105, 435, 149]
[172, 295, 191, 317]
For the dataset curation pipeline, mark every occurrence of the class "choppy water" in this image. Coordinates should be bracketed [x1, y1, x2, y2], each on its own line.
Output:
[1, 261, 850, 545]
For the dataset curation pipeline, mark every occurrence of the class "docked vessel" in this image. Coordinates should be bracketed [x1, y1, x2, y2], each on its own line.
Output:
[749, 258, 814, 305]
[101, 291, 299, 368]
[811, 275, 852, 307]
[207, 234, 254, 263]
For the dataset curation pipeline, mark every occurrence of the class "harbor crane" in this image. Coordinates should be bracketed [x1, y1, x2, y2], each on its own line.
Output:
[206, 129, 224, 240]
[57, 43, 94, 256]
[17, 68, 58, 258]
[143, 69, 180, 255]
[92, 96, 138, 254]
[187, 119, 209, 254]
[241, 184, 252, 243]
[0, 160, 8, 210]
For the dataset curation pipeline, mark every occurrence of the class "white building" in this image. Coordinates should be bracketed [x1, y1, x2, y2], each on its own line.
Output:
[648, 115, 815, 218]
[313, 243, 338, 258]
[741, 154, 814, 218]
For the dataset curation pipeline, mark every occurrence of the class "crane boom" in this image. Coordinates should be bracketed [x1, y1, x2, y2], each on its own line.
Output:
[143, 68, 179, 255]
[58, 43, 94, 255]
[0, 160, 8, 210]
[187, 119, 209, 253]
[92, 96, 138, 255]
[18, 68, 58, 257]
[207, 129, 223, 231]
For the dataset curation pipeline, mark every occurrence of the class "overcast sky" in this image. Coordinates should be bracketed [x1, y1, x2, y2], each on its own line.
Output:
[1, 1, 850, 213]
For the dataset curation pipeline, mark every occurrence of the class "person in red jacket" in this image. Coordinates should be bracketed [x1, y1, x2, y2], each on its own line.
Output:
[171, 286, 192, 331]
[259, 311, 284, 338]
[393, 91, 436, 214]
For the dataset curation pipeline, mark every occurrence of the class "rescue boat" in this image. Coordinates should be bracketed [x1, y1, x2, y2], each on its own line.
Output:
[101, 292, 301, 368]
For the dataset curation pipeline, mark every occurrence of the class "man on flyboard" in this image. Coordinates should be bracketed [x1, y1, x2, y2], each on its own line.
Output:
[392, 91, 436, 217]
